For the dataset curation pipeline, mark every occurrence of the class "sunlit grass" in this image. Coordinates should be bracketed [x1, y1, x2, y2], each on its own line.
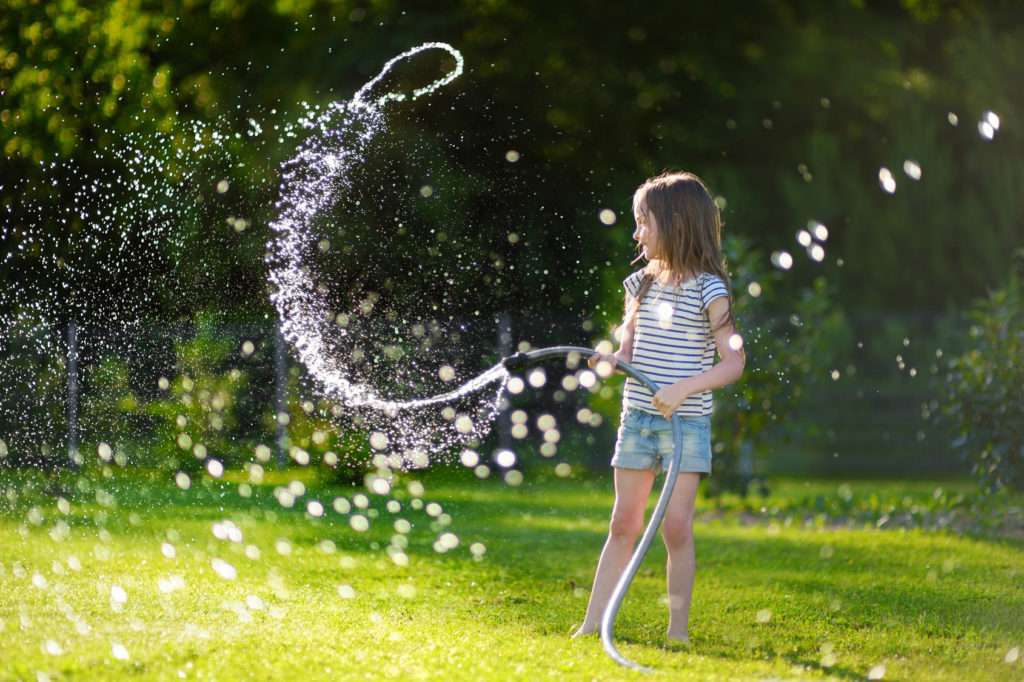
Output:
[1, 468, 1022, 680]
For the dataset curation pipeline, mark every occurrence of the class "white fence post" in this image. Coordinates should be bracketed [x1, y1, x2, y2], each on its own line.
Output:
[497, 312, 513, 454]
[273, 321, 289, 468]
[66, 320, 80, 468]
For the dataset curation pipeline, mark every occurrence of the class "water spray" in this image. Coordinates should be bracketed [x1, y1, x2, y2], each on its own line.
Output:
[268, 43, 676, 673]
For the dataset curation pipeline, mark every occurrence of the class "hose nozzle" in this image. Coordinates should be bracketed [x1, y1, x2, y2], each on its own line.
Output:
[501, 351, 532, 373]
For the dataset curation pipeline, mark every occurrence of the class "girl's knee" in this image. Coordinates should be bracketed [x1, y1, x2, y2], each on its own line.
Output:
[661, 518, 694, 549]
[609, 514, 644, 540]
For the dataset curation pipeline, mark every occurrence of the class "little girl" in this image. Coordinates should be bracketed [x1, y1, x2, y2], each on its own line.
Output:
[573, 171, 745, 644]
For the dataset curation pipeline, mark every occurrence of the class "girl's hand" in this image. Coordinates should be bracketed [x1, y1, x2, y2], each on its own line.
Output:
[588, 349, 628, 375]
[587, 352, 618, 374]
[652, 383, 688, 419]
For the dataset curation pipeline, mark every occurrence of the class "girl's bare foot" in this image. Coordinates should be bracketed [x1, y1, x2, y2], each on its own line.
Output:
[666, 629, 690, 644]
[571, 623, 598, 639]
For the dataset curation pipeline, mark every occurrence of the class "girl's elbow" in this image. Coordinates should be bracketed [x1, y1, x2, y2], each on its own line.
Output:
[731, 353, 746, 381]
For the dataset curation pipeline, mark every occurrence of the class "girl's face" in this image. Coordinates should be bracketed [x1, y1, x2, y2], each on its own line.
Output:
[633, 205, 661, 260]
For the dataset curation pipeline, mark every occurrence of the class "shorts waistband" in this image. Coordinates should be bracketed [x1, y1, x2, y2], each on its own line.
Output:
[621, 407, 711, 424]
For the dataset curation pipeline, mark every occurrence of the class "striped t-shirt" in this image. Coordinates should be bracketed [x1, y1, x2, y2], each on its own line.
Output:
[622, 270, 730, 416]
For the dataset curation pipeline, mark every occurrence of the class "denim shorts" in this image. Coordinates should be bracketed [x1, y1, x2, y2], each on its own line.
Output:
[611, 408, 712, 479]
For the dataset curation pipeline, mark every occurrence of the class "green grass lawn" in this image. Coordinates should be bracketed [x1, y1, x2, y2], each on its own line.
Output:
[1, 466, 1022, 681]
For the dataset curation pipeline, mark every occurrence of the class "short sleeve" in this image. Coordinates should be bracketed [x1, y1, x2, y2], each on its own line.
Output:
[623, 270, 645, 298]
[700, 274, 729, 313]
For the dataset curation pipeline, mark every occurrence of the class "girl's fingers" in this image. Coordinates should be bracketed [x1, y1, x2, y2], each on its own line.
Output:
[651, 395, 672, 419]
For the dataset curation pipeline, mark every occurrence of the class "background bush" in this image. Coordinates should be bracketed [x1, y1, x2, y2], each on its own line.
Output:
[940, 250, 1024, 493]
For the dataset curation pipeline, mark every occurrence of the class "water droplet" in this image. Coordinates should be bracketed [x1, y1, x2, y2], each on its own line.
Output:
[211, 558, 237, 580]
[809, 220, 829, 241]
[771, 251, 793, 270]
[495, 449, 516, 468]
[454, 415, 473, 434]
[369, 432, 389, 450]
[879, 167, 896, 193]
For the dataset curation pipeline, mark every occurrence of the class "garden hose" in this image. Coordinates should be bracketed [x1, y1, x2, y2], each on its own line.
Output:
[503, 346, 686, 674]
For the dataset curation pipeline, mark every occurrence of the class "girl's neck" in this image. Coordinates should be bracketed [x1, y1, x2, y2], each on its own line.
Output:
[655, 269, 695, 286]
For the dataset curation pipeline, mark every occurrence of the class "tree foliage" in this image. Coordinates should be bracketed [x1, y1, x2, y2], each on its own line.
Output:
[2, 0, 1022, 315]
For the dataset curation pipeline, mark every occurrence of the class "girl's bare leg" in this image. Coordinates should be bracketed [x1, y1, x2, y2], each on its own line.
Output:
[572, 467, 656, 638]
[661, 472, 701, 642]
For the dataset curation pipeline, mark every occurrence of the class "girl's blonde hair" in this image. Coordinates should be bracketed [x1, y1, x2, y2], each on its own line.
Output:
[623, 171, 735, 333]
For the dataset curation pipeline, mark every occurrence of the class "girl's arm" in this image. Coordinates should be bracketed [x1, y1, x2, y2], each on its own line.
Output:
[651, 297, 745, 416]
[588, 293, 637, 371]
[614, 293, 638, 363]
